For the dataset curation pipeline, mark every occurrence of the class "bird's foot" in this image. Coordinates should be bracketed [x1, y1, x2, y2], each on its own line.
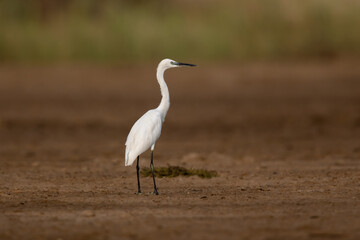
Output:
[135, 191, 142, 195]
[153, 190, 159, 195]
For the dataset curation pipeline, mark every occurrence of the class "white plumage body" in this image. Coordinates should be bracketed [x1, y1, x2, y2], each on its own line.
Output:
[125, 109, 163, 166]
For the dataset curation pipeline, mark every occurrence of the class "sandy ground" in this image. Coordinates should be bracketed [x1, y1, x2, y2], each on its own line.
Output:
[0, 60, 359, 240]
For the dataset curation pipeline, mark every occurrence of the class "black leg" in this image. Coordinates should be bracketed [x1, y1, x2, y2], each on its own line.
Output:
[150, 150, 159, 195]
[136, 156, 141, 194]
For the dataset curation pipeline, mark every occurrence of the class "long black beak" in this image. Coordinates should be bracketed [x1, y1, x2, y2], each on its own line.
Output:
[176, 62, 196, 67]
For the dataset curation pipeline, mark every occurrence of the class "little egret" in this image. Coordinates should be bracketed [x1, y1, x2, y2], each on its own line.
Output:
[125, 58, 196, 195]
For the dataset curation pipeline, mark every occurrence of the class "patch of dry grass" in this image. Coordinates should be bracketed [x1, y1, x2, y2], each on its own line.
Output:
[141, 166, 218, 179]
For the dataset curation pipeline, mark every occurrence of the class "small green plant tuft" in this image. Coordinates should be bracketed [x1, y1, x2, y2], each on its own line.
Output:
[141, 166, 217, 179]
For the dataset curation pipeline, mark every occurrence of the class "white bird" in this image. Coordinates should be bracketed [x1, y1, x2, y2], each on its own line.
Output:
[125, 58, 196, 195]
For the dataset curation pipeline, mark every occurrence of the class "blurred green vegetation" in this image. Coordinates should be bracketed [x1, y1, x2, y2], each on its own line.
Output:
[0, 0, 359, 62]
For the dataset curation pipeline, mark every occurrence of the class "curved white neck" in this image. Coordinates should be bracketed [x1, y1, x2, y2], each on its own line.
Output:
[156, 66, 170, 121]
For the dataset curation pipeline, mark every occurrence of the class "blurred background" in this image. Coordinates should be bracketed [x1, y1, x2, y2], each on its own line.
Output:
[1, 0, 360, 63]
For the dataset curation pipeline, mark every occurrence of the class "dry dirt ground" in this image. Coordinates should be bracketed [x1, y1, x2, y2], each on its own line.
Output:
[0, 60, 359, 240]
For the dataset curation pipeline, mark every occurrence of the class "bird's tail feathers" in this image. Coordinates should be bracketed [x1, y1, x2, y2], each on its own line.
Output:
[125, 146, 129, 166]
[125, 147, 136, 166]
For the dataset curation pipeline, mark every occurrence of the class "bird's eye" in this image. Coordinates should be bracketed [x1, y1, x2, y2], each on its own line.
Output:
[170, 61, 175, 65]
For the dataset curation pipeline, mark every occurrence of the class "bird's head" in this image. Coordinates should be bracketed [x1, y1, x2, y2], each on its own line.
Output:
[158, 58, 196, 71]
